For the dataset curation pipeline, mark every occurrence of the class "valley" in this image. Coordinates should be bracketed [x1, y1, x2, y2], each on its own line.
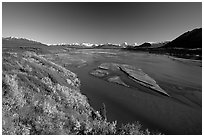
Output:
[32, 48, 202, 134]
[2, 43, 202, 135]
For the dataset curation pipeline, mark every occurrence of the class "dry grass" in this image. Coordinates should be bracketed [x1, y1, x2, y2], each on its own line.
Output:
[2, 51, 160, 135]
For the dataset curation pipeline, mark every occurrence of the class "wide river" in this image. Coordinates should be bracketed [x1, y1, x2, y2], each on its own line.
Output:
[65, 49, 202, 135]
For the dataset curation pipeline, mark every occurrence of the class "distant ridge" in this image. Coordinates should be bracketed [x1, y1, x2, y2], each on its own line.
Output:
[49, 42, 126, 49]
[150, 41, 170, 48]
[126, 41, 169, 49]
[138, 42, 151, 48]
[2, 37, 48, 48]
[3, 28, 201, 50]
[3, 37, 130, 49]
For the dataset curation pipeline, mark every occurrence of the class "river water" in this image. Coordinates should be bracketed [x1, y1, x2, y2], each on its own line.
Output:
[65, 49, 201, 135]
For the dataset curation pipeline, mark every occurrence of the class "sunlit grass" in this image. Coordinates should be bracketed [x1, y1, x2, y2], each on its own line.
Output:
[2, 51, 161, 135]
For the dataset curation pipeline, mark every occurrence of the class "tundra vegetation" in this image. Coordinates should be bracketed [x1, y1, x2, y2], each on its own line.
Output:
[2, 51, 160, 135]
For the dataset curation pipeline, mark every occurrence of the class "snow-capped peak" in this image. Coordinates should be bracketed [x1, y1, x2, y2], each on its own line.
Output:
[81, 43, 94, 47]
[119, 42, 128, 47]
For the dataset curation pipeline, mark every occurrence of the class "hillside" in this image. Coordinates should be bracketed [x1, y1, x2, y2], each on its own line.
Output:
[2, 37, 48, 48]
[124, 28, 202, 60]
[138, 42, 151, 48]
[2, 37, 51, 53]
[164, 28, 202, 49]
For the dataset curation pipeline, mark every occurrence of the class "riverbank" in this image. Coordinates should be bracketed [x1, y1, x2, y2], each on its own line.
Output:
[2, 50, 159, 135]
[123, 48, 202, 60]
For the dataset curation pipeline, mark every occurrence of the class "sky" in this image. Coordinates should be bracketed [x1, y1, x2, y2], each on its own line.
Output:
[2, 2, 202, 45]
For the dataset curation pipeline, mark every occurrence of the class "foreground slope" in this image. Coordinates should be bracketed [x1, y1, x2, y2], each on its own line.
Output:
[2, 50, 157, 135]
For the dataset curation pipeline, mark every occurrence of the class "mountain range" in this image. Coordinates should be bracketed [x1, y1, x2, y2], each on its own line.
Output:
[2, 28, 202, 50]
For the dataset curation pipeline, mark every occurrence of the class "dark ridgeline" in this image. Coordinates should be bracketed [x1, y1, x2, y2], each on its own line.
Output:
[164, 28, 202, 49]
[125, 28, 202, 60]
[156, 28, 202, 59]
